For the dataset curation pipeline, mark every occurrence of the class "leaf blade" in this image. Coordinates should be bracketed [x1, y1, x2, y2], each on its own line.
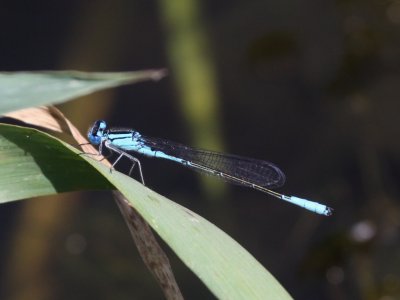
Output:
[0, 70, 166, 114]
[0, 124, 112, 202]
[0, 123, 292, 300]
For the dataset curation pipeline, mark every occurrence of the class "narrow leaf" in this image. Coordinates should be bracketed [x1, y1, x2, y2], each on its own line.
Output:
[0, 124, 112, 202]
[0, 123, 292, 300]
[0, 70, 166, 114]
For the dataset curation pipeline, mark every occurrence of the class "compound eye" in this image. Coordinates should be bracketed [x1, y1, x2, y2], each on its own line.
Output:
[88, 120, 108, 145]
[93, 120, 107, 136]
[98, 120, 106, 129]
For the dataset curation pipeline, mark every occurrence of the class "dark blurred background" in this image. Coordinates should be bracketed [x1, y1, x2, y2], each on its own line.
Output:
[1, 1, 400, 299]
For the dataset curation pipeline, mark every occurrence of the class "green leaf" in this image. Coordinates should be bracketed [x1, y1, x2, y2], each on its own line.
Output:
[0, 123, 292, 300]
[0, 124, 113, 202]
[0, 70, 166, 114]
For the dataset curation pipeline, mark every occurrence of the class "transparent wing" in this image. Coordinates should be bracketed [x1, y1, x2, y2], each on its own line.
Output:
[140, 136, 286, 189]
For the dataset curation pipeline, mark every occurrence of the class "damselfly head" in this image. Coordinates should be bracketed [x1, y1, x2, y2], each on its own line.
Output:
[88, 120, 107, 145]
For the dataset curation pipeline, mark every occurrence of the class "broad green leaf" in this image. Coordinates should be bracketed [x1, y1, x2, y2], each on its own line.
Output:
[0, 124, 113, 202]
[0, 123, 292, 300]
[0, 70, 166, 114]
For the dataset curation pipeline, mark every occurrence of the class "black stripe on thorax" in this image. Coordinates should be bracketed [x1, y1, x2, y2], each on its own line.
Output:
[107, 129, 135, 142]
